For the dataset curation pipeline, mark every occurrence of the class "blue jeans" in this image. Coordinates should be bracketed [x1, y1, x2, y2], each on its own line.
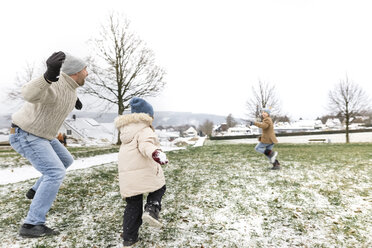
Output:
[9, 127, 74, 225]
[255, 142, 274, 160]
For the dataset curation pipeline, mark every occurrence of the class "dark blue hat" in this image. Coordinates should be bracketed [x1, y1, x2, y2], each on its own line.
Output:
[130, 97, 154, 117]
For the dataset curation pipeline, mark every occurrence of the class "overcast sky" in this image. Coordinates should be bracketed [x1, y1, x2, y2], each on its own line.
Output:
[1, 0, 372, 120]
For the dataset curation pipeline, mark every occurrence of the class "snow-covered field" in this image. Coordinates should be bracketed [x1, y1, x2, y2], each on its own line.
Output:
[0, 143, 371, 247]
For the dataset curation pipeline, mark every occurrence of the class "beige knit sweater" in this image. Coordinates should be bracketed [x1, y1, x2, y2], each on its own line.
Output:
[12, 72, 79, 140]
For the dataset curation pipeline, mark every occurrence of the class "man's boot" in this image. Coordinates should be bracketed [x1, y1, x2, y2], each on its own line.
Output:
[19, 224, 59, 238]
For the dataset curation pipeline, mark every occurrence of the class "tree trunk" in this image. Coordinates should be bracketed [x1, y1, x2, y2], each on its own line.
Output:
[345, 116, 350, 143]
[117, 104, 125, 145]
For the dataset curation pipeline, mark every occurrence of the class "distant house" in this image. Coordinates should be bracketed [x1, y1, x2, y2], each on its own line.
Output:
[314, 120, 324, 129]
[215, 123, 228, 132]
[226, 125, 251, 136]
[275, 120, 320, 133]
[155, 129, 180, 142]
[183, 127, 198, 137]
[59, 117, 115, 145]
[325, 118, 342, 130]
[348, 117, 367, 129]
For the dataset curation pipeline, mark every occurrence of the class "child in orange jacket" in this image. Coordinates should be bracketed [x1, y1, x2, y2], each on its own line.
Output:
[248, 108, 280, 170]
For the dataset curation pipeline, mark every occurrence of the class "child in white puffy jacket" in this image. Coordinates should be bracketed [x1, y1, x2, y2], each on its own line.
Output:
[114, 97, 168, 247]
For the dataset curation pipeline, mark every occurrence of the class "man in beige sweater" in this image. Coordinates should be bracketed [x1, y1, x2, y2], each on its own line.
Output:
[9, 51, 88, 238]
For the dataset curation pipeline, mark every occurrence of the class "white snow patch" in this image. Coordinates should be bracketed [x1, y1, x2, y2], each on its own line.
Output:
[193, 136, 207, 147]
[0, 153, 118, 185]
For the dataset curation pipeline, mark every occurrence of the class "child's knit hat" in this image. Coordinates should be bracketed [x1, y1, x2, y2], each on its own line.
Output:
[262, 108, 271, 115]
[61, 54, 87, 75]
[130, 97, 154, 117]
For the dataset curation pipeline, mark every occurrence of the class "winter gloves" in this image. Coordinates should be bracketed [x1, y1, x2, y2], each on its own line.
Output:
[247, 119, 255, 126]
[152, 149, 168, 165]
[44, 51, 66, 83]
[75, 98, 83, 110]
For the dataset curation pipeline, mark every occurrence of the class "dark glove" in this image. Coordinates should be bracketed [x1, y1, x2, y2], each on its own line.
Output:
[75, 98, 83, 110]
[247, 119, 255, 126]
[44, 51, 66, 82]
[152, 149, 168, 165]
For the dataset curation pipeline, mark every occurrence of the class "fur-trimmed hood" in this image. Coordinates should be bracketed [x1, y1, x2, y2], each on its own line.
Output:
[115, 113, 154, 144]
[115, 113, 153, 129]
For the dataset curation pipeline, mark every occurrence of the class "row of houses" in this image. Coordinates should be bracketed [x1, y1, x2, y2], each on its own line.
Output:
[213, 118, 369, 136]
[58, 115, 200, 146]
[0, 116, 116, 146]
[3, 114, 367, 145]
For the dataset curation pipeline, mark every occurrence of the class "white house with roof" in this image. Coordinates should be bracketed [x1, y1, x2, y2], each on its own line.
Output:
[226, 124, 252, 136]
[59, 116, 116, 145]
[155, 129, 180, 142]
[183, 127, 198, 137]
[325, 118, 342, 130]
[275, 120, 323, 133]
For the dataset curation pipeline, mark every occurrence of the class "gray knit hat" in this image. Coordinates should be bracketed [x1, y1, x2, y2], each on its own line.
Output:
[61, 54, 87, 75]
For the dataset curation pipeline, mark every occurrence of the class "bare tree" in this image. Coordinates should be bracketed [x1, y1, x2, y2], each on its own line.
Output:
[8, 62, 38, 101]
[226, 113, 237, 128]
[6, 62, 45, 113]
[246, 80, 281, 119]
[328, 76, 370, 143]
[83, 13, 166, 143]
[274, 115, 290, 123]
[199, 119, 214, 137]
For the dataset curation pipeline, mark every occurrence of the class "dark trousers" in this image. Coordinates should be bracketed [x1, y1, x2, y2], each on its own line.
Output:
[122, 185, 166, 241]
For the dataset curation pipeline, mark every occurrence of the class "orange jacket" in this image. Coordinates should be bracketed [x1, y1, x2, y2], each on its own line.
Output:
[254, 116, 278, 144]
[57, 133, 64, 142]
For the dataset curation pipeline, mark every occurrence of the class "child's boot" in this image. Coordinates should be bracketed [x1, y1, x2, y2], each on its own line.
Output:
[264, 149, 278, 163]
[271, 160, 281, 170]
[123, 238, 139, 247]
[142, 202, 162, 228]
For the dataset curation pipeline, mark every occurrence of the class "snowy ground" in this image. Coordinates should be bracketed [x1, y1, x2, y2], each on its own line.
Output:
[0, 153, 118, 185]
[0, 143, 371, 247]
